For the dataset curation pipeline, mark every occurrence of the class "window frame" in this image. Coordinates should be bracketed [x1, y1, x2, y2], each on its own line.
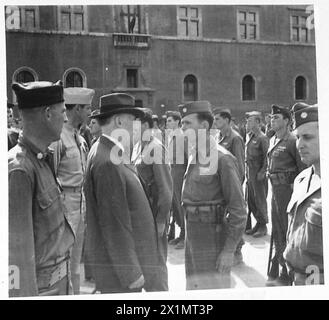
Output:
[57, 5, 88, 33]
[236, 8, 259, 41]
[12, 67, 39, 105]
[241, 74, 256, 101]
[63, 67, 87, 88]
[294, 75, 308, 101]
[177, 6, 202, 39]
[290, 14, 311, 43]
[183, 74, 198, 102]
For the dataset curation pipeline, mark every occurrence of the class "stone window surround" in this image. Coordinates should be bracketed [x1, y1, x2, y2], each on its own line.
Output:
[236, 7, 260, 41]
[63, 67, 87, 88]
[177, 5, 202, 38]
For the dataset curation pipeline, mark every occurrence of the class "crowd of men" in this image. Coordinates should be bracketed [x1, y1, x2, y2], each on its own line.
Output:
[8, 80, 323, 297]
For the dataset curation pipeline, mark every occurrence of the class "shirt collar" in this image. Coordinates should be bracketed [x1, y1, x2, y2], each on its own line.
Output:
[102, 133, 125, 152]
[18, 133, 52, 160]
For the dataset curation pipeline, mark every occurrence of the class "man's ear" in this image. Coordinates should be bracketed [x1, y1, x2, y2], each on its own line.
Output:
[114, 114, 122, 127]
[44, 106, 52, 120]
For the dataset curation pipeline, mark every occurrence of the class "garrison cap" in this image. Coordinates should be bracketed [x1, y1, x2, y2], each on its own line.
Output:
[166, 110, 181, 119]
[291, 102, 318, 129]
[90, 92, 144, 119]
[12, 80, 64, 109]
[152, 114, 159, 121]
[271, 104, 291, 120]
[179, 100, 212, 117]
[246, 111, 262, 120]
[64, 87, 95, 105]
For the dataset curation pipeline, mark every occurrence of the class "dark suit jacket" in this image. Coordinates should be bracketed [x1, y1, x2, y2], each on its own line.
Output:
[84, 136, 159, 293]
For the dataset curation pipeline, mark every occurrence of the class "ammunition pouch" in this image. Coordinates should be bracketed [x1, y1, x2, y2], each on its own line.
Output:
[184, 204, 225, 225]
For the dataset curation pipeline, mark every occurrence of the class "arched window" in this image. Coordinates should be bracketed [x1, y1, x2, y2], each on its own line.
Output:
[295, 76, 307, 100]
[242, 75, 255, 101]
[63, 68, 86, 87]
[184, 74, 198, 101]
[15, 70, 36, 83]
[12, 67, 38, 104]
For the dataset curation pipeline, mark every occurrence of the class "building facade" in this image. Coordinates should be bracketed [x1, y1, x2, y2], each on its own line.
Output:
[5, 5, 317, 119]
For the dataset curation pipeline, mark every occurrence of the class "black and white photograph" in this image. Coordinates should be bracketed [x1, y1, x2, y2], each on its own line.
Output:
[3, 1, 328, 301]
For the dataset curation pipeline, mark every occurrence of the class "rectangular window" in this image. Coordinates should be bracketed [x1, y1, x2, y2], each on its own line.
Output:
[25, 9, 35, 29]
[238, 10, 259, 40]
[127, 69, 138, 88]
[291, 14, 310, 42]
[59, 6, 86, 32]
[11, 6, 40, 30]
[178, 6, 201, 38]
[121, 5, 141, 34]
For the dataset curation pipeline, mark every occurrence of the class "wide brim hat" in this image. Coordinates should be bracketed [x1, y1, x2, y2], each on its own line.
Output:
[90, 93, 144, 119]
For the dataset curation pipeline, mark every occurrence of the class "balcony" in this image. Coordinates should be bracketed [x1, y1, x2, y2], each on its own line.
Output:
[113, 33, 151, 49]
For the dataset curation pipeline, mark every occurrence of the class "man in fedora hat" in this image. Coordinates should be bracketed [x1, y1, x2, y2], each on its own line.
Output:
[284, 103, 323, 285]
[179, 100, 247, 290]
[266, 105, 306, 286]
[84, 93, 159, 293]
[50, 86, 94, 294]
[9, 81, 75, 297]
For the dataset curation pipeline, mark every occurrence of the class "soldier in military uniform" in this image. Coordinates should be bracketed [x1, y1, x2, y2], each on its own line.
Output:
[213, 108, 245, 181]
[9, 81, 75, 297]
[132, 108, 173, 291]
[51, 87, 95, 294]
[284, 103, 323, 285]
[179, 101, 247, 290]
[245, 111, 269, 237]
[213, 108, 245, 265]
[267, 105, 306, 286]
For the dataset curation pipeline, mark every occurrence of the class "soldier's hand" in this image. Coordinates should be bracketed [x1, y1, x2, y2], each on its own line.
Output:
[128, 275, 145, 290]
[256, 171, 266, 181]
[157, 222, 166, 237]
[216, 251, 234, 273]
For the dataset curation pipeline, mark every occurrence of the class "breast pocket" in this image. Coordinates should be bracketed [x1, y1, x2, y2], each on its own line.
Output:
[37, 185, 62, 211]
[300, 202, 322, 256]
[66, 145, 80, 159]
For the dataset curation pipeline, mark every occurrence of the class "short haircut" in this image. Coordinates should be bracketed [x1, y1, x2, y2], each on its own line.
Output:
[167, 111, 181, 124]
[217, 110, 231, 122]
[141, 108, 154, 128]
[197, 112, 214, 129]
[65, 104, 77, 111]
[65, 103, 87, 111]
[98, 116, 112, 127]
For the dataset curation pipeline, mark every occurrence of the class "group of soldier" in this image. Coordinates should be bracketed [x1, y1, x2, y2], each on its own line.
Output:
[8, 79, 323, 297]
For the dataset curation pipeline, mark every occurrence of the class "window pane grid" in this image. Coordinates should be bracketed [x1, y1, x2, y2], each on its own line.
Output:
[178, 6, 201, 38]
[238, 10, 258, 40]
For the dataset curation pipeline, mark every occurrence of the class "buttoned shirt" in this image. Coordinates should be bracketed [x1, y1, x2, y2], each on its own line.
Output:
[9, 134, 75, 297]
[217, 127, 245, 182]
[52, 123, 88, 188]
[267, 130, 306, 174]
[182, 136, 247, 252]
[245, 130, 269, 174]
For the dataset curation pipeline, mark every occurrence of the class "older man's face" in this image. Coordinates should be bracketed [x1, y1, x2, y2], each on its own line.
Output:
[296, 121, 319, 166]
